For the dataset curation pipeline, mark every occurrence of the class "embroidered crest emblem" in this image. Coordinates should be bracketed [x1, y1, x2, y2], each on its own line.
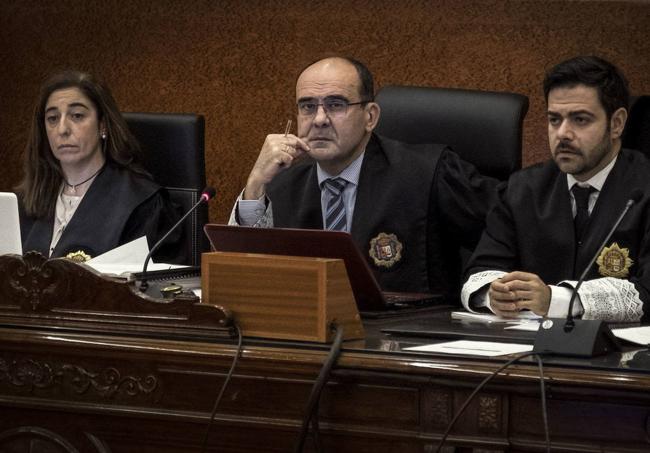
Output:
[369, 232, 403, 268]
[65, 250, 92, 263]
[596, 242, 633, 278]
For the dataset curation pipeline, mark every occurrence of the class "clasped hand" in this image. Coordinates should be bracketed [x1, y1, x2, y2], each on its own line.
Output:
[488, 271, 551, 318]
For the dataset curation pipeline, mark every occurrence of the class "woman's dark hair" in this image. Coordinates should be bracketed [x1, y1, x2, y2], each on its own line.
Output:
[17, 70, 147, 218]
[543, 56, 630, 120]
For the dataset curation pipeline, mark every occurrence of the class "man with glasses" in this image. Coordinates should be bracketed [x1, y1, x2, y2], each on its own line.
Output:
[230, 56, 496, 299]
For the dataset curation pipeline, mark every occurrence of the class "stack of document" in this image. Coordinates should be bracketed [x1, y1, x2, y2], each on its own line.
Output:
[400, 311, 541, 357]
[85, 236, 186, 277]
[612, 326, 650, 346]
[404, 340, 533, 357]
[451, 311, 541, 332]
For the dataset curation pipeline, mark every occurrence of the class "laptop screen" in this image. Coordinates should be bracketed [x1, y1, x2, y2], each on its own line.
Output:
[0, 193, 22, 255]
[203, 224, 388, 311]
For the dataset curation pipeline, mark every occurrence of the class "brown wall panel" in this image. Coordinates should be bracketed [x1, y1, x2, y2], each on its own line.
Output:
[1, 0, 649, 223]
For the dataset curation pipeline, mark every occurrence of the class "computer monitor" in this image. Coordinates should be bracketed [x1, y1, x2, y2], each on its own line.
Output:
[0, 193, 22, 255]
[204, 224, 439, 312]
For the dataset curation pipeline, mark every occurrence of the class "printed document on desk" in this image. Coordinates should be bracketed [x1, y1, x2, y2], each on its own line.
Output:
[404, 340, 533, 357]
[452, 311, 541, 323]
[612, 326, 650, 346]
[85, 236, 186, 276]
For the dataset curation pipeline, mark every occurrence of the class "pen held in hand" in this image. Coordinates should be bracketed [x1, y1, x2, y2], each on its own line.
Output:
[277, 119, 294, 169]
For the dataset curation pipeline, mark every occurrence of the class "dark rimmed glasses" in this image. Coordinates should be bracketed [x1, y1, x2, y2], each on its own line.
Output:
[297, 97, 370, 117]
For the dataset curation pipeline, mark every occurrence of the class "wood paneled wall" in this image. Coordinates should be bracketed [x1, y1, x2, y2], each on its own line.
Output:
[1, 0, 649, 222]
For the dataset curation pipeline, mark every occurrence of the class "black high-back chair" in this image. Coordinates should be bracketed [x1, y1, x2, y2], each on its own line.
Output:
[375, 86, 529, 293]
[375, 85, 529, 181]
[123, 112, 209, 267]
[623, 95, 650, 156]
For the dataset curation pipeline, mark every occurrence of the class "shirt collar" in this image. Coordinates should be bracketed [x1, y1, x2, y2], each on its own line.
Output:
[566, 155, 618, 192]
[317, 151, 365, 187]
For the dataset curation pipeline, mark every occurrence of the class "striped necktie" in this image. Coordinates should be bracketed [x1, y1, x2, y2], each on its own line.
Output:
[323, 178, 348, 231]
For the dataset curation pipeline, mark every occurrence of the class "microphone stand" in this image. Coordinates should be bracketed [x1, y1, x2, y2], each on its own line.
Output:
[139, 188, 215, 292]
[564, 197, 637, 331]
[533, 194, 639, 357]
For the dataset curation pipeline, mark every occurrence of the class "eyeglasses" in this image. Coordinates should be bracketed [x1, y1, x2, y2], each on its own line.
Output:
[297, 97, 369, 117]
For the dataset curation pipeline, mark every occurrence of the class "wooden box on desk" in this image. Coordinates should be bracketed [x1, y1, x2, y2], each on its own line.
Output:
[201, 251, 365, 342]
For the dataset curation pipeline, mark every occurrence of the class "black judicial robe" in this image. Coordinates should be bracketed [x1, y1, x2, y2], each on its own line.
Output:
[267, 134, 498, 299]
[465, 148, 650, 320]
[21, 164, 181, 262]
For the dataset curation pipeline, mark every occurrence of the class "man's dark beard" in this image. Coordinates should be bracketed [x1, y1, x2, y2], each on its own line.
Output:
[554, 126, 613, 175]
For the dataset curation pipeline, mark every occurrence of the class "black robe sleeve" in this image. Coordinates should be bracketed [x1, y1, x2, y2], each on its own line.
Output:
[120, 188, 185, 264]
[434, 149, 500, 249]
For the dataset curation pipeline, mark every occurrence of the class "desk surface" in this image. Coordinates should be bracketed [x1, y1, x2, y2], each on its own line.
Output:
[1, 254, 649, 452]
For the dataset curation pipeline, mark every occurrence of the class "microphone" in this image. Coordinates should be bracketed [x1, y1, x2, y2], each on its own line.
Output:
[533, 189, 643, 357]
[139, 187, 216, 292]
[565, 189, 643, 328]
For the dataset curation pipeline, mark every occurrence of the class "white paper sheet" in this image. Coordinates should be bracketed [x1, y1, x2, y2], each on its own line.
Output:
[85, 236, 186, 275]
[87, 236, 150, 265]
[86, 262, 186, 276]
[404, 340, 533, 357]
[504, 322, 540, 332]
[612, 326, 650, 346]
[452, 311, 541, 323]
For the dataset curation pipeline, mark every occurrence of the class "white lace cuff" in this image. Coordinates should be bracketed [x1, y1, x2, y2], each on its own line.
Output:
[461, 270, 507, 312]
[559, 277, 643, 322]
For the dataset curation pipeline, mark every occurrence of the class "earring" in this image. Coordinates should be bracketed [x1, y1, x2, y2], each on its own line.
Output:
[101, 131, 107, 140]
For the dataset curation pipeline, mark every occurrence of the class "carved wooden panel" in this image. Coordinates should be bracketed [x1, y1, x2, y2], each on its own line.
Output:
[426, 388, 451, 428]
[478, 395, 501, 432]
[0, 253, 233, 339]
[0, 355, 158, 401]
[0, 426, 110, 453]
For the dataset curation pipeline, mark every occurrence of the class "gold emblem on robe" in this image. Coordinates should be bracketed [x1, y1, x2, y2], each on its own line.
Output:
[65, 250, 92, 263]
[596, 242, 633, 278]
[369, 232, 403, 268]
